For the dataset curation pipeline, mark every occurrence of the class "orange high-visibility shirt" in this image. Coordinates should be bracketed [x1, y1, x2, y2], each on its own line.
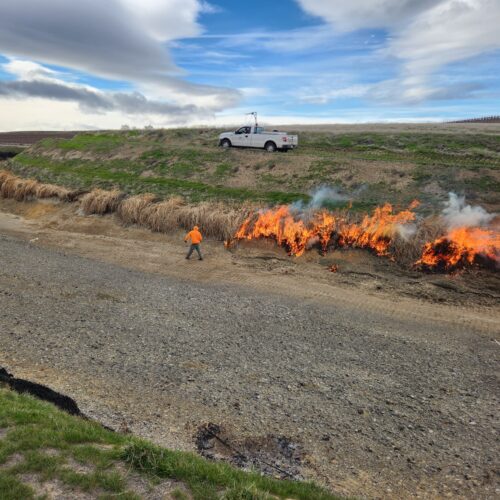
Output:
[185, 229, 202, 244]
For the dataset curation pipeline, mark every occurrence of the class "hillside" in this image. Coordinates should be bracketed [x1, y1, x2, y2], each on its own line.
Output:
[6, 125, 500, 212]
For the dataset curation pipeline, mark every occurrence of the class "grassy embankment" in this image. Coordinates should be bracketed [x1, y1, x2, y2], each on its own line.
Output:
[0, 387, 338, 500]
[7, 128, 500, 212]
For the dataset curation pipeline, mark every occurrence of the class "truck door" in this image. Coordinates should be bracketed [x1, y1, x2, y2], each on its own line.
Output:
[233, 126, 251, 147]
[251, 126, 265, 148]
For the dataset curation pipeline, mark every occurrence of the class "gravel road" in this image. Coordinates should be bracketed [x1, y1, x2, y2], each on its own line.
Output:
[0, 232, 498, 499]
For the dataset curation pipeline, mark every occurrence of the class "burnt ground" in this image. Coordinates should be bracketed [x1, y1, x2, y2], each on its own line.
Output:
[0, 198, 499, 499]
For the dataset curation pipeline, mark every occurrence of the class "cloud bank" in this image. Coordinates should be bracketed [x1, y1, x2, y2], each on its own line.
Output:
[0, 0, 240, 120]
[296, 0, 500, 103]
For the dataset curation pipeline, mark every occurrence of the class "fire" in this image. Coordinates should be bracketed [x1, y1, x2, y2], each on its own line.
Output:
[416, 226, 500, 271]
[228, 196, 499, 273]
[230, 201, 419, 257]
[337, 202, 418, 256]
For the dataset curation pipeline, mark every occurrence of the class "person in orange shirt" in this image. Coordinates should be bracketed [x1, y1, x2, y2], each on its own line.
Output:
[184, 225, 203, 260]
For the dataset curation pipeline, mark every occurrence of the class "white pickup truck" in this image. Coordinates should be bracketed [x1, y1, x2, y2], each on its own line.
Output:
[218, 126, 298, 152]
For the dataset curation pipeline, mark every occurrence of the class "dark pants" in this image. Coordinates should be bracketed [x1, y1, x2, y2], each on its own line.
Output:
[186, 243, 202, 260]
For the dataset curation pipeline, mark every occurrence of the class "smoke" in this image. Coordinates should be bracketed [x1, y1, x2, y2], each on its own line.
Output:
[395, 223, 417, 241]
[292, 185, 358, 212]
[442, 192, 495, 229]
[308, 186, 349, 208]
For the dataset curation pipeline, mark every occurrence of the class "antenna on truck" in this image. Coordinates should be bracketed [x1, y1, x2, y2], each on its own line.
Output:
[246, 112, 258, 127]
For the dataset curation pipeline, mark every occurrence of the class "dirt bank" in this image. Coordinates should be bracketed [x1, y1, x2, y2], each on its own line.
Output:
[0, 198, 499, 499]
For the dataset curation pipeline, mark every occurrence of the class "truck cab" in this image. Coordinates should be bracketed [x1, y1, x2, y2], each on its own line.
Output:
[218, 126, 298, 152]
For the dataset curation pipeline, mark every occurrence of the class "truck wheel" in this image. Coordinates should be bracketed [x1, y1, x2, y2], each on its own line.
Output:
[265, 141, 277, 152]
[221, 139, 231, 149]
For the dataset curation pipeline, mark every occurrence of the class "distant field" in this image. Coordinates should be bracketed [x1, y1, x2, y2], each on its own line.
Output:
[4, 124, 500, 210]
[0, 131, 78, 146]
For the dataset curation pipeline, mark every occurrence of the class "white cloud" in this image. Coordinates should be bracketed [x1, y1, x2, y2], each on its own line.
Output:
[0, 0, 240, 112]
[205, 25, 338, 53]
[296, 0, 500, 103]
[238, 87, 269, 98]
[119, 0, 203, 41]
[390, 0, 500, 78]
[0, 58, 228, 120]
[298, 84, 371, 104]
[296, 0, 437, 31]
[0, 97, 189, 131]
[3, 60, 58, 81]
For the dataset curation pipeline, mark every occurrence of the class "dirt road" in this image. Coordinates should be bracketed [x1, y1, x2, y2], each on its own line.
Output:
[0, 200, 499, 499]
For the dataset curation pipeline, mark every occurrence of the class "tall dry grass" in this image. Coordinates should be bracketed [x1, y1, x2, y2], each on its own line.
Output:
[176, 202, 251, 240]
[115, 193, 252, 240]
[35, 183, 73, 201]
[80, 188, 124, 215]
[117, 193, 159, 225]
[137, 196, 184, 233]
[391, 216, 446, 265]
[1, 169, 250, 241]
[0, 170, 74, 202]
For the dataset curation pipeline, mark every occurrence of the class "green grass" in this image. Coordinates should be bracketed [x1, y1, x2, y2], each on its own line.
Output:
[44, 133, 125, 152]
[12, 153, 309, 204]
[6, 128, 500, 209]
[0, 388, 340, 500]
[0, 146, 25, 155]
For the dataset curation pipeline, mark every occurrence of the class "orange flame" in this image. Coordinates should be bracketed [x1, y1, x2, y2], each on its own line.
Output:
[416, 226, 500, 271]
[231, 201, 419, 257]
[337, 202, 418, 256]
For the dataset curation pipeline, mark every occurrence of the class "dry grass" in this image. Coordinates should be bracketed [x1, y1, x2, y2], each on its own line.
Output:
[138, 196, 185, 233]
[141, 198, 251, 240]
[80, 188, 124, 215]
[116, 194, 251, 240]
[1, 170, 250, 240]
[176, 202, 251, 240]
[35, 183, 73, 201]
[391, 216, 446, 265]
[117, 193, 159, 225]
[2, 170, 447, 260]
[0, 169, 76, 202]
[0, 169, 13, 188]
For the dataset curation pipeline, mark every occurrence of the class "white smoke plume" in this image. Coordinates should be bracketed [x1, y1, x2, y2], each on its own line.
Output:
[442, 192, 495, 229]
[308, 186, 349, 208]
[395, 223, 417, 241]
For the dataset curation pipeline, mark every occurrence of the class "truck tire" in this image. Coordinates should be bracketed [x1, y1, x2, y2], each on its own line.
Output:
[221, 139, 231, 149]
[265, 141, 277, 152]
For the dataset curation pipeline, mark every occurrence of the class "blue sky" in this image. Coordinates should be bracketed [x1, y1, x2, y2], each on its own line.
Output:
[0, 0, 499, 129]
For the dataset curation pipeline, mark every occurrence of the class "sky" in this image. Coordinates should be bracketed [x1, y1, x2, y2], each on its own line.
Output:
[0, 0, 499, 130]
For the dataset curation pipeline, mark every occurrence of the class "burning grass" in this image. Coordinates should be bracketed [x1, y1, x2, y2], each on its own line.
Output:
[228, 200, 500, 272]
[2, 169, 498, 273]
[231, 202, 419, 258]
[416, 226, 500, 271]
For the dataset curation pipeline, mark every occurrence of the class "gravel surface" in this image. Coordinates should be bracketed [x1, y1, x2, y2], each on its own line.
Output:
[0, 232, 499, 499]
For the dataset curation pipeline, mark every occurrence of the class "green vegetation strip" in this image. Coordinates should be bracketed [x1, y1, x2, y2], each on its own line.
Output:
[12, 154, 308, 204]
[0, 388, 340, 500]
[8, 129, 499, 210]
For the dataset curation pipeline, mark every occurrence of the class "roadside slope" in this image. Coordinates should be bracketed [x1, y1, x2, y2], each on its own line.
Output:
[7, 125, 500, 210]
